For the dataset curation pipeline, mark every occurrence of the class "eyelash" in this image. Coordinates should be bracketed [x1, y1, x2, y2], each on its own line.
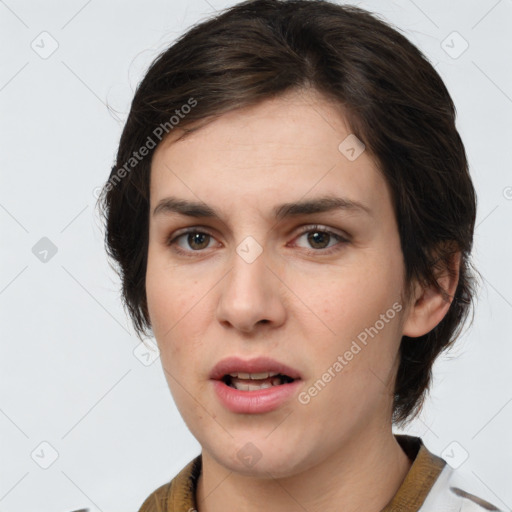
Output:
[165, 224, 350, 257]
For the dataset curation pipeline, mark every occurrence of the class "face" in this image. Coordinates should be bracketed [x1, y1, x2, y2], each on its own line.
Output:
[146, 88, 410, 478]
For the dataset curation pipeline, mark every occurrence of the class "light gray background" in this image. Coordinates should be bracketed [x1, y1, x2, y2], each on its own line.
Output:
[1, 0, 511, 511]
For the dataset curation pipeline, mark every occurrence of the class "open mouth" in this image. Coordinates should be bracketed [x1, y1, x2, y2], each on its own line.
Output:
[211, 362, 302, 412]
[221, 372, 296, 391]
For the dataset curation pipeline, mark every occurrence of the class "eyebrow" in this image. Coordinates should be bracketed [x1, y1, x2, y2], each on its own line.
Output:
[152, 195, 372, 221]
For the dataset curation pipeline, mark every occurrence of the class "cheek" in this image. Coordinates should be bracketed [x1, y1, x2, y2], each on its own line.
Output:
[145, 254, 211, 366]
[146, 249, 190, 333]
[304, 260, 402, 336]
[299, 254, 405, 390]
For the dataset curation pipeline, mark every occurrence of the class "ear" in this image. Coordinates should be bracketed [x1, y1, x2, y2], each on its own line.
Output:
[402, 250, 461, 338]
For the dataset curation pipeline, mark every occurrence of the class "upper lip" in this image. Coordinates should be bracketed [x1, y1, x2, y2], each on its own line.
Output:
[210, 356, 302, 380]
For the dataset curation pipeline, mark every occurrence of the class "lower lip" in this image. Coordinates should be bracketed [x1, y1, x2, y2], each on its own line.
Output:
[212, 379, 302, 414]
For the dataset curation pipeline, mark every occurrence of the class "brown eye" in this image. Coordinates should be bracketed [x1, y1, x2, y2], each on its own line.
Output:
[166, 229, 217, 255]
[306, 230, 332, 249]
[293, 225, 350, 255]
[184, 232, 211, 250]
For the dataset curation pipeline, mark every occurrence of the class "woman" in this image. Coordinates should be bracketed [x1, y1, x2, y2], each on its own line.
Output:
[98, 1, 502, 510]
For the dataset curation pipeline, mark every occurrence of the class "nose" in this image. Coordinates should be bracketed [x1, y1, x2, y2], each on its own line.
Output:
[215, 243, 286, 334]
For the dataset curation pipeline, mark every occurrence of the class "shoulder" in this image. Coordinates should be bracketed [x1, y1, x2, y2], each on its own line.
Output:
[137, 480, 172, 512]
[136, 455, 202, 512]
[419, 464, 503, 512]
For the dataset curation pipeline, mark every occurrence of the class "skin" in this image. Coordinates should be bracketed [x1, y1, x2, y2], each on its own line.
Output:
[145, 88, 459, 512]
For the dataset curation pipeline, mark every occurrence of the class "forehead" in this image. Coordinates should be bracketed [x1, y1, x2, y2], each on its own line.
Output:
[149, 89, 390, 219]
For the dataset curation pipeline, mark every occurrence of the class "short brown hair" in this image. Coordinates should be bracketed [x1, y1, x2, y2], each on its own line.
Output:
[98, 0, 477, 427]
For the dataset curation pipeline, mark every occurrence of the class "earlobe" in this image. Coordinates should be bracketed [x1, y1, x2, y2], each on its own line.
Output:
[402, 251, 461, 338]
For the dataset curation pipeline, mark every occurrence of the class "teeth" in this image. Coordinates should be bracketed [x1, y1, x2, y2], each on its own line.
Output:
[231, 377, 283, 391]
[228, 371, 280, 379]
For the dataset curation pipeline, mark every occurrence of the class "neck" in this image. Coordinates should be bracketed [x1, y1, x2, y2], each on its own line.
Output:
[196, 429, 412, 512]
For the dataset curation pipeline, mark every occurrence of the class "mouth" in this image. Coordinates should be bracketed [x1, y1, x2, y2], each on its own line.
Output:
[210, 358, 303, 414]
[209, 356, 302, 384]
[221, 372, 297, 391]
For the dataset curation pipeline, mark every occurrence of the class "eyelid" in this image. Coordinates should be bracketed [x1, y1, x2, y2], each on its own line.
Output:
[164, 225, 219, 253]
[287, 224, 350, 255]
[293, 224, 351, 242]
[166, 223, 351, 256]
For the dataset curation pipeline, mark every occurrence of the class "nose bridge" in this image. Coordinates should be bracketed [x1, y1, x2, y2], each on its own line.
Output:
[216, 232, 285, 331]
[229, 234, 269, 303]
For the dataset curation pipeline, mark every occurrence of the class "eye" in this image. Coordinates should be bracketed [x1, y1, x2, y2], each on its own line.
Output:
[291, 224, 350, 255]
[165, 224, 350, 257]
[166, 229, 217, 256]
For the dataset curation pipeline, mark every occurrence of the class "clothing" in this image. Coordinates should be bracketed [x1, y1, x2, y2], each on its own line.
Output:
[137, 434, 503, 512]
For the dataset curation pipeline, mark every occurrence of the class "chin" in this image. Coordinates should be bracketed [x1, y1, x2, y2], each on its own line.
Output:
[229, 456, 300, 479]
[208, 439, 312, 479]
